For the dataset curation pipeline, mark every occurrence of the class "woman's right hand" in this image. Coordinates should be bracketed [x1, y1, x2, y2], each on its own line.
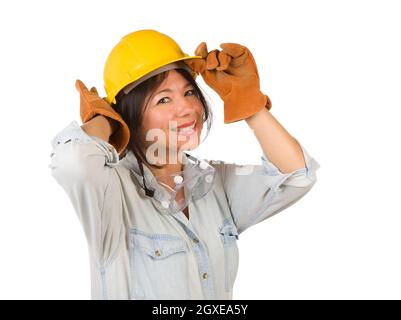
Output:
[81, 115, 118, 143]
[75, 79, 130, 155]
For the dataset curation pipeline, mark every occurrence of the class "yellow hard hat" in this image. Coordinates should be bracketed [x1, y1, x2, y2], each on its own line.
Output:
[104, 29, 201, 104]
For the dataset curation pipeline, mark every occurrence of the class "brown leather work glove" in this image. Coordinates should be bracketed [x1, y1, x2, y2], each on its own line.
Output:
[75, 79, 130, 155]
[185, 43, 272, 123]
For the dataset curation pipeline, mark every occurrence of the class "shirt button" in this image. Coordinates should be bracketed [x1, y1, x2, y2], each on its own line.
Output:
[173, 175, 183, 185]
[155, 250, 161, 257]
[205, 174, 214, 183]
[199, 161, 208, 170]
[202, 272, 208, 279]
[161, 200, 170, 208]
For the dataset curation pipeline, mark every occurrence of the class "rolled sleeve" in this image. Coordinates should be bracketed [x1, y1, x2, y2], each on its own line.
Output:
[48, 120, 122, 267]
[218, 140, 320, 234]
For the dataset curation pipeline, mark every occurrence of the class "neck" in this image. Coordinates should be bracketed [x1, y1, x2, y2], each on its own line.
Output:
[145, 151, 186, 182]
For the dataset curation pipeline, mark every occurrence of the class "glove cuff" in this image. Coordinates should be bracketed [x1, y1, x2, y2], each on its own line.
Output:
[223, 92, 272, 124]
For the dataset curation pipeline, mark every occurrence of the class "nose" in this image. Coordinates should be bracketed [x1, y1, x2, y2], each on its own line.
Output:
[175, 95, 196, 118]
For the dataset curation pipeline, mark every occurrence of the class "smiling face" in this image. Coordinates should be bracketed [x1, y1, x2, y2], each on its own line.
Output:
[140, 69, 204, 164]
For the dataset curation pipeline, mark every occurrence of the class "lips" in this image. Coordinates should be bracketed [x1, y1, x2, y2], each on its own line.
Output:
[177, 120, 196, 129]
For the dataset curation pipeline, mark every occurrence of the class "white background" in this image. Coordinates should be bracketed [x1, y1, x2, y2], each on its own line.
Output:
[1, 0, 400, 299]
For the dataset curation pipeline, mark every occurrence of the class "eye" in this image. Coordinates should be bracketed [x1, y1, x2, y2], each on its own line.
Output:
[157, 97, 170, 104]
[156, 89, 197, 105]
[185, 89, 197, 97]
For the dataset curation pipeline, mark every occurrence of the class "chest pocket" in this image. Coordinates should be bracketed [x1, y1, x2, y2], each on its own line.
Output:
[129, 229, 189, 299]
[219, 221, 240, 293]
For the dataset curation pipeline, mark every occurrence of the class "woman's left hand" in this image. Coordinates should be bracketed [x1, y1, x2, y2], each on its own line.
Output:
[185, 42, 272, 123]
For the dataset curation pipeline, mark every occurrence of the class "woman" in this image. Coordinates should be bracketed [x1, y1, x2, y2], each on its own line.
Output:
[49, 30, 320, 300]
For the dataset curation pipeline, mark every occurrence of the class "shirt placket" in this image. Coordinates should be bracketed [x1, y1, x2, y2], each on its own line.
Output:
[172, 212, 215, 300]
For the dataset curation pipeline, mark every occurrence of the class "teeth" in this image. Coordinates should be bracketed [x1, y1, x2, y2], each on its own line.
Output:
[177, 122, 195, 132]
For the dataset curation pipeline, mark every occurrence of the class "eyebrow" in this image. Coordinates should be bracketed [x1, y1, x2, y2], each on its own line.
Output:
[154, 83, 193, 96]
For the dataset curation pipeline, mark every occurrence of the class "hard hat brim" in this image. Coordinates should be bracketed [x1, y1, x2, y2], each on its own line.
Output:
[120, 56, 202, 97]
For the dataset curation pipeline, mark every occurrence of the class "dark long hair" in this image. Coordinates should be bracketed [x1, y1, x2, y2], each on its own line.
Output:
[112, 68, 213, 197]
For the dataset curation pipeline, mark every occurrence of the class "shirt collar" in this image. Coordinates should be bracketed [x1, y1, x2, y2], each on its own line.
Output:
[119, 151, 216, 214]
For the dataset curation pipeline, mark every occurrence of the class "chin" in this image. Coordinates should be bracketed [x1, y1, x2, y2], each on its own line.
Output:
[177, 142, 199, 152]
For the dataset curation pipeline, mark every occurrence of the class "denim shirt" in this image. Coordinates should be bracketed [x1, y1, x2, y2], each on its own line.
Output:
[48, 120, 320, 300]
